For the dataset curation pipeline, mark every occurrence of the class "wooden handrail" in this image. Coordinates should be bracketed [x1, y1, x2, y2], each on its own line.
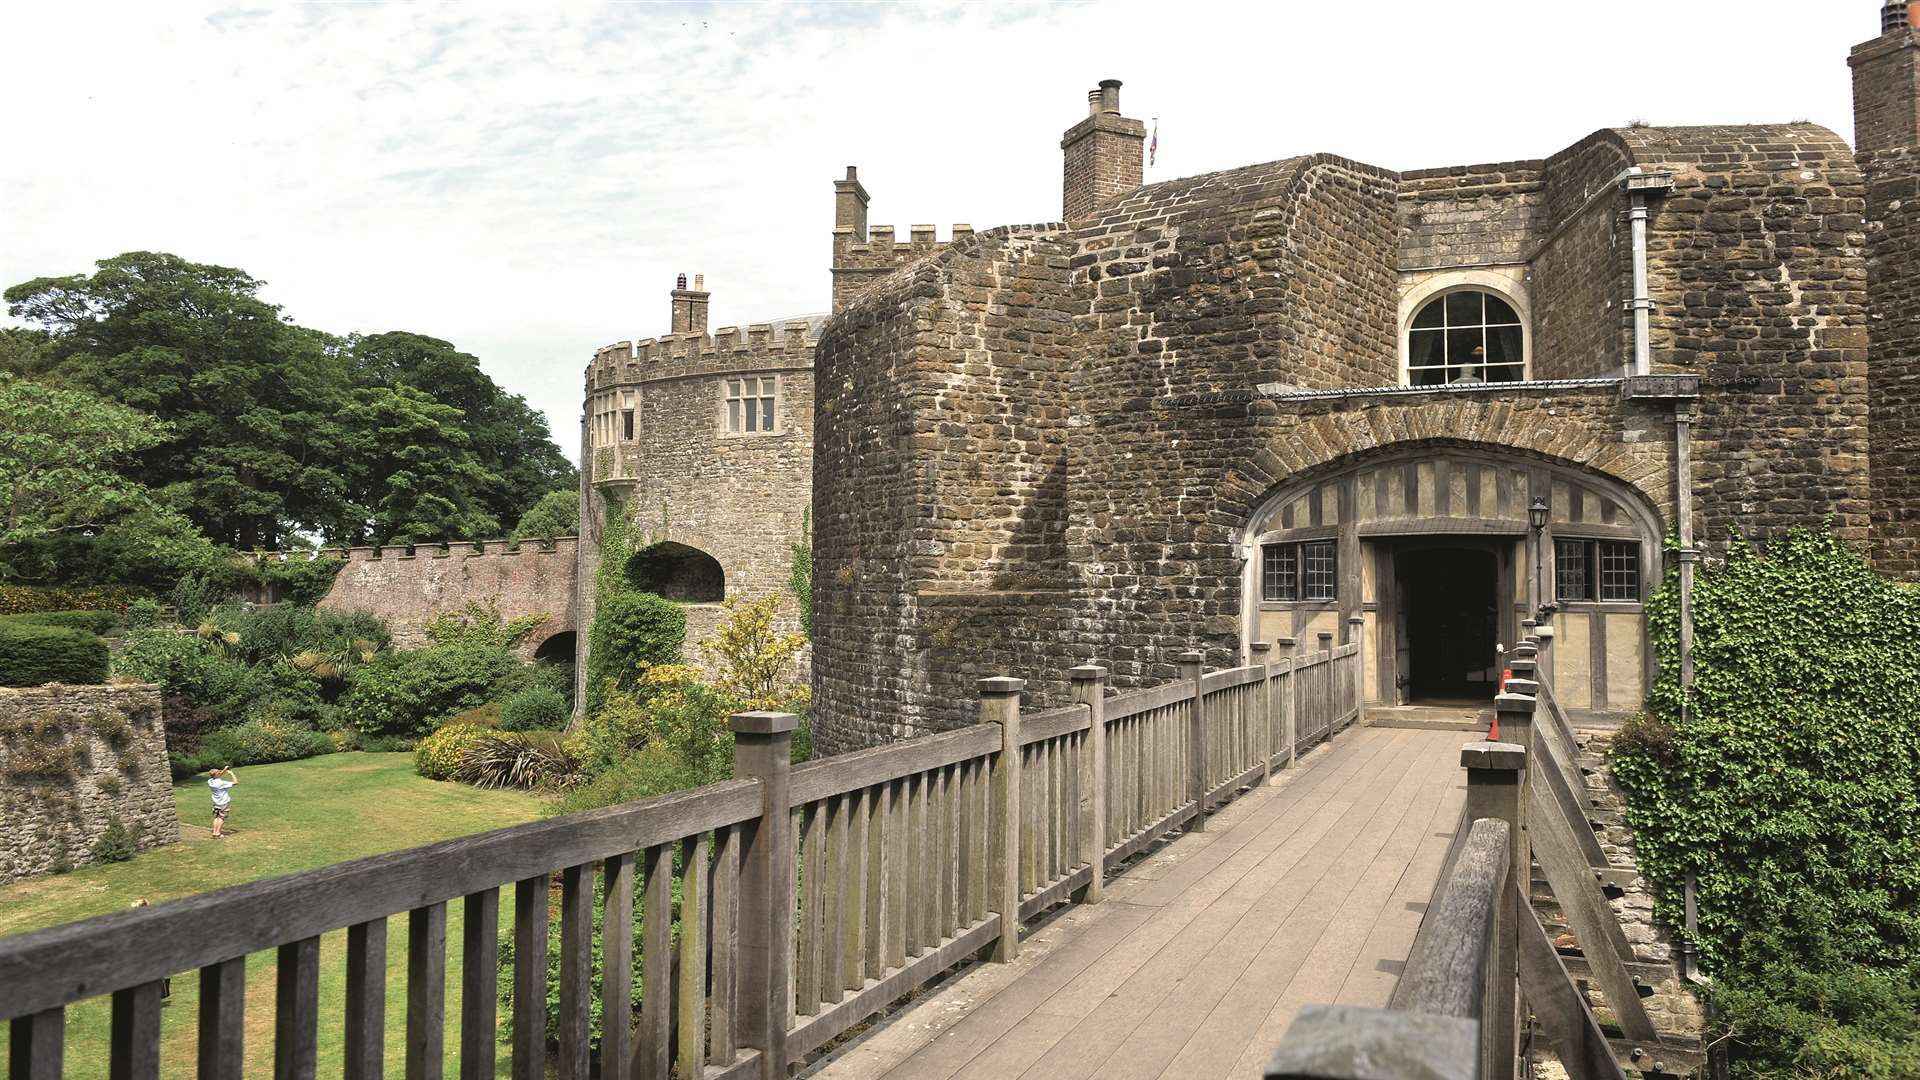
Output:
[1399, 818, 1511, 1019]
[0, 779, 763, 1019]
[1, 648, 1353, 1080]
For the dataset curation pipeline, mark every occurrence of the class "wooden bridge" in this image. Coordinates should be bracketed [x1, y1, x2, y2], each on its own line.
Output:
[0, 627, 1693, 1079]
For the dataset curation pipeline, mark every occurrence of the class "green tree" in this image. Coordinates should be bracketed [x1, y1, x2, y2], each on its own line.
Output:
[345, 331, 576, 538]
[512, 489, 579, 542]
[334, 383, 502, 544]
[4, 252, 349, 548]
[0, 374, 219, 581]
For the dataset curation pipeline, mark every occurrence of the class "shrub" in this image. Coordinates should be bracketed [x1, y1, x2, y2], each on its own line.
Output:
[198, 717, 334, 767]
[584, 591, 684, 714]
[0, 610, 123, 636]
[340, 642, 522, 739]
[533, 659, 576, 708]
[700, 595, 808, 709]
[88, 816, 138, 864]
[501, 686, 569, 732]
[168, 573, 231, 626]
[455, 730, 581, 791]
[0, 584, 148, 615]
[114, 630, 262, 723]
[0, 622, 108, 686]
[1710, 948, 1920, 1080]
[250, 555, 346, 607]
[414, 722, 492, 780]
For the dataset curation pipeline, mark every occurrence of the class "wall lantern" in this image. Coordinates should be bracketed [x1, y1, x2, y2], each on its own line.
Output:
[1528, 496, 1550, 533]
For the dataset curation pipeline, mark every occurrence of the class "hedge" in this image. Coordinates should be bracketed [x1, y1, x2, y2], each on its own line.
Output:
[0, 622, 110, 686]
[0, 610, 124, 636]
[0, 584, 149, 615]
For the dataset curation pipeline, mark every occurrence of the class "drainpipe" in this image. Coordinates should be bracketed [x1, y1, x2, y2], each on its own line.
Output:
[1626, 168, 1655, 377]
[1674, 401, 1707, 985]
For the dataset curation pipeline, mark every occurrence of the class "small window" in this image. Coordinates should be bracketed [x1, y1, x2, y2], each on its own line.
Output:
[1406, 290, 1525, 386]
[725, 376, 778, 434]
[621, 391, 636, 440]
[1556, 539, 1640, 602]
[1261, 540, 1337, 603]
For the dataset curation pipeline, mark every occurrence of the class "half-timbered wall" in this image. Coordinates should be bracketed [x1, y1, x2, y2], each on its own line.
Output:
[1240, 446, 1661, 718]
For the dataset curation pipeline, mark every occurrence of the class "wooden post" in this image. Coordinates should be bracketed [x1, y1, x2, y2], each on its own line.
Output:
[1347, 616, 1365, 729]
[981, 677, 1025, 961]
[1070, 665, 1108, 902]
[729, 710, 797, 1080]
[1316, 633, 1334, 739]
[1274, 636, 1297, 768]
[1461, 737, 1528, 1080]
[1249, 642, 1274, 784]
[1179, 651, 1207, 832]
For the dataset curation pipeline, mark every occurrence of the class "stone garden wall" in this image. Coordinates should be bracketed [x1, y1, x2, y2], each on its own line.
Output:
[0, 684, 178, 884]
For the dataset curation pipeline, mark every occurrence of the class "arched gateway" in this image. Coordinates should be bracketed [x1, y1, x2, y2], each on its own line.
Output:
[1240, 443, 1663, 718]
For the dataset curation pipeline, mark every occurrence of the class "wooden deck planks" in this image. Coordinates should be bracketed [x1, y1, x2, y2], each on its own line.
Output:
[808, 726, 1471, 1080]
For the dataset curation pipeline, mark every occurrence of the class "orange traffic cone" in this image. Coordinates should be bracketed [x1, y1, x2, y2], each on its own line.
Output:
[1488, 713, 1500, 741]
[1500, 667, 1512, 692]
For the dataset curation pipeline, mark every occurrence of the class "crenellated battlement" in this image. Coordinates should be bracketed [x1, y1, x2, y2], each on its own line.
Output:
[264, 537, 581, 564]
[586, 318, 819, 392]
[830, 221, 975, 315]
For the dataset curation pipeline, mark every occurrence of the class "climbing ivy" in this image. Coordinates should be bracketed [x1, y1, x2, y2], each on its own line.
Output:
[1612, 527, 1920, 976]
[789, 508, 812, 637]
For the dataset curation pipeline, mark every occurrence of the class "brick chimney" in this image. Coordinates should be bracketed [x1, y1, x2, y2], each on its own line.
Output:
[670, 273, 709, 335]
[834, 165, 869, 240]
[1060, 79, 1146, 221]
[1855, 4, 1920, 154]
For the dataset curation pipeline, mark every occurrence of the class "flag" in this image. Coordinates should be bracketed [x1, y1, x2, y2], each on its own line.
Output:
[1150, 118, 1158, 167]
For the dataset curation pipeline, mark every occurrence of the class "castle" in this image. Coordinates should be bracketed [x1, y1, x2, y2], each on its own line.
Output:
[564, 5, 1920, 752]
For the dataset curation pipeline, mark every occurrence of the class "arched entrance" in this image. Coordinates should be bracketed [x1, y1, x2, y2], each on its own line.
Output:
[1240, 444, 1663, 718]
[628, 542, 725, 602]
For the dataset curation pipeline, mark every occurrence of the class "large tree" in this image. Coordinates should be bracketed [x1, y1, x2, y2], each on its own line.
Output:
[346, 331, 576, 540]
[0, 374, 219, 582]
[4, 254, 576, 551]
[4, 252, 348, 548]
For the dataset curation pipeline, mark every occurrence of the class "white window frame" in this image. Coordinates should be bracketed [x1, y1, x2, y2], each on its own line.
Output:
[1397, 272, 1532, 387]
[723, 374, 780, 435]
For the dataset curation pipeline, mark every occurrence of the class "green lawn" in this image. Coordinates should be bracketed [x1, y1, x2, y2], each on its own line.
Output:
[0, 752, 545, 1078]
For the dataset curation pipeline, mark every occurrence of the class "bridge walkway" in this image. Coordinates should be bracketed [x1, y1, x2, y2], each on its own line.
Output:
[809, 724, 1468, 1080]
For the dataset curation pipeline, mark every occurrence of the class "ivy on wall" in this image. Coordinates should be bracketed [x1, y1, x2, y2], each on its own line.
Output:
[1616, 528, 1920, 973]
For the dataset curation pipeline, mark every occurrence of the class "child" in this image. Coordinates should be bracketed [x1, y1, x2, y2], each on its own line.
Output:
[207, 767, 237, 838]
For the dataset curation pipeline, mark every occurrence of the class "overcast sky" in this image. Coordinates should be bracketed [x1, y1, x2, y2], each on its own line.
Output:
[1, 1, 1876, 463]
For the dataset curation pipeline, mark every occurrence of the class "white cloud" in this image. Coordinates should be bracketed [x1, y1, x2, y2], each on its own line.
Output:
[1, 1, 1870, 464]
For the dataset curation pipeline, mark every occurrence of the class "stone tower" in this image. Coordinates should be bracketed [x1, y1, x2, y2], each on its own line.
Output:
[1060, 79, 1146, 221]
[1854, 1, 1920, 578]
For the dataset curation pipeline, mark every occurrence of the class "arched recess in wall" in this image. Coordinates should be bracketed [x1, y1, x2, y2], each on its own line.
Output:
[532, 630, 577, 665]
[628, 542, 725, 602]
[1235, 441, 1665, 716]
[1397, 270, 1533, 386]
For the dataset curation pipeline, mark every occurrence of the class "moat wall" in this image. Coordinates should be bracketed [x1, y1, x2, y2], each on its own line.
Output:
[0, 684, 178, 885]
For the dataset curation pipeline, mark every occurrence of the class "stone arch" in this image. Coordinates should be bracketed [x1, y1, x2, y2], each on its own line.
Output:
[628, 541, 725, 603]
[1229, 435, 1668, 714]
[532, 629, 577, 665]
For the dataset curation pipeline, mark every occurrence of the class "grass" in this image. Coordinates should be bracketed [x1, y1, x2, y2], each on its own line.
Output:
[0, 752, 544, 1078]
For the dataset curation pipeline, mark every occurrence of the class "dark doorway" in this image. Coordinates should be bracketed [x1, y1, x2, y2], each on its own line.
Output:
[1399, 547, 1500, 702]
[532, 630, 576, 665]
[628, 542, 725, 602]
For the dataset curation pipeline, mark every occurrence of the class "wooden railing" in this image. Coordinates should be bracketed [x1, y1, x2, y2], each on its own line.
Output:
[0, 636, 1364, 1080]
[1264, 632, 1697, 1080]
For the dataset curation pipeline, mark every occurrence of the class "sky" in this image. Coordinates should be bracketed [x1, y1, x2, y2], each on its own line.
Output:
[0, 1, 1876, 464]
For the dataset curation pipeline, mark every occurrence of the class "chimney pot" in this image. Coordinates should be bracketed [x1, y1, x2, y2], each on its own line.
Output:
[1099, 78, 1122, 114]
[1886, 2, 1912, 33]
[694, 272, 704, 290]
[676, 273, 687, 290]
[845, 165, 857, 180]
[1087, 88, 1101, 117]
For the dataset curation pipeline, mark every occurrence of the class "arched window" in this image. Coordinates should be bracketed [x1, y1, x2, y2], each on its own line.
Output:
[628, 542, 725, 602]
[1405, 290, 1525, 386]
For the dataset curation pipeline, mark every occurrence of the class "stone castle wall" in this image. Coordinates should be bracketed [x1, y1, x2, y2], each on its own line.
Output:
[1529, 134, 1635, 380]
[315, 540, 579, 655]
[0, 684, 177, 884]
[579, 310, 817, 688]
[1624, 125, 1873, 547]
[1864, 146, 1920, 578]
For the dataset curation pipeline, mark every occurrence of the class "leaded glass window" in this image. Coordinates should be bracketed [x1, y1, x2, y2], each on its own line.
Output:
[1407, 291, 1525, 386]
